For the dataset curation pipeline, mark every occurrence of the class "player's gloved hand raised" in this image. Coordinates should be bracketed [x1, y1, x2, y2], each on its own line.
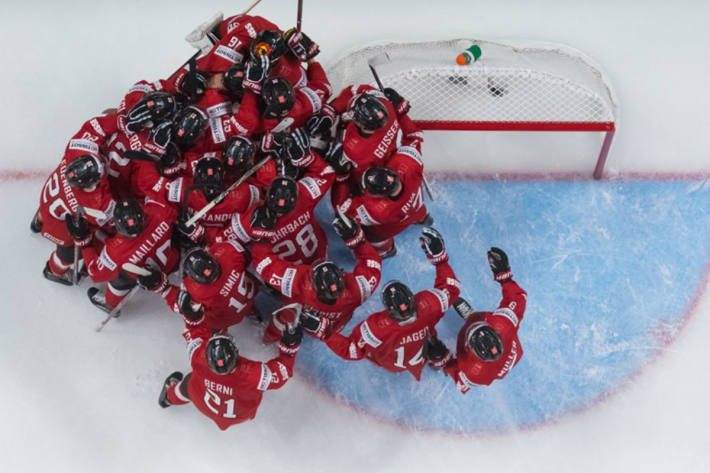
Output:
[243, 54, 271, 95]
[278, 128, 312, 167]
[279, 323, 303, 356]
[177, 290, 205, 326]
[333, 212, 364, 248]
[423, 335, 452, 369]
[305, 103, 335, 138]
[137, 268, 168, 293]
[284, 28, 320, 62]
[384, 87, 411, 115]
[420, 227, 448, 264]
[301, 309, 331, 340]
[66, 213, 92, 248]
[324, 141, 352, 175]
[250, 205, 277, 232]
[143, 121, 173, 157]
[260, 130, 289, 153]
[179, 58, 207, 98]
[487, 247, 512, 282]
[125, 102, 154, 133]
[177, 215, 205, 245]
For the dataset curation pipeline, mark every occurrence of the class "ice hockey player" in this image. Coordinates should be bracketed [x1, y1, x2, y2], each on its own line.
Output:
[443, 248, 527, 393]
[155, 241, 259, 331]
[67, 198, 178, 313]
[39, 154, 116, 286]
[336, 140, 430, 258]
[324, 228, 460, 380]
[254, 213, 382, 343]
[219, 137, 335, 264]
[157, 326, 302, 430]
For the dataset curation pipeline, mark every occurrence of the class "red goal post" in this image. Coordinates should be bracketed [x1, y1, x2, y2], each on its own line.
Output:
[326, 39, 618, 179]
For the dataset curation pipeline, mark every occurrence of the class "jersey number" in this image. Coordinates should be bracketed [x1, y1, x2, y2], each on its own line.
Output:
[228, 274, 257, 312]
[203, 388, 237, 419]
[272, 224, 318, 264]
[42, 172, 72, 220]
[393, 346, 424, 369]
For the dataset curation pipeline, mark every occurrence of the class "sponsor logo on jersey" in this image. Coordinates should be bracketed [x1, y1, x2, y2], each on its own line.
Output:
[225, 239, 246, 254]
[255, 256, 272, 277]
[68, 139, 100, 155]
[128, 83, 154, 95]
[209, 116, 226, 144]
[229, 116, 249, 136]
[492, 307, 520, 327]
[89, 118, 106, 137]
[366, 259, 381, 271]
[207, 102, 231, 119]
[427, 288, 450, 313]
[128, 221, 171, 265]
[355, 275, 373, 302]
[299, 177, 323, 200]
[167, 177, 183, 203]
[355, 205, 379, 226]
[276, 361, 289, 381]
[98, 247, 117, 271]
[360, 321, 382, 347]
[280, 268, 297, 298]
[245, 22, 257, 39]
[231, 215, 251, 243]
[397, 145, 423, 165]
[257, 363, 272, 391]
[300, 87, 322, 114]
[187, 337, 203, 361]
[214, 45, 243, 64]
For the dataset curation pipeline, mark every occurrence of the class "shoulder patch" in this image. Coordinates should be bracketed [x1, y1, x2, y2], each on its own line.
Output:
[68, 139, 99, 156]
[492, 307, 520, 328]
[257, 363, 272, 391]
[214, 44, 243, 64]
[355, 205, 380, 226]
[255, 256, 272, 277]
[98, 247, 117, 272]
[397, 145, 423, 165]
[360, 321, 382, 348]
[186, 337, 203, 362]
[426, 288, 450, 313]
[299, 177, 322, 200]
[300, 87, 322, 114]
[281, 267, 297, 298]
[355, 275, 373, 303]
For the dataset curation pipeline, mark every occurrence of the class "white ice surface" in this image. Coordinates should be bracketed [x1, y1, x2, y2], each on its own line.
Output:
[1, 1, 709, 471]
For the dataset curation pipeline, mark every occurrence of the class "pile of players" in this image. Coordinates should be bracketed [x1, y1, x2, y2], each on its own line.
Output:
[31, 11, 528, 430]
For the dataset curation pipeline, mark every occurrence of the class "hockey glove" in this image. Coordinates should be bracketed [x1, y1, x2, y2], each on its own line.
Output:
[423, 336, 452, 369]
[324, 141, 352, 175]
[279, 128, 312, 167]
[177, 215, 205, 245]
[137, 268, 168, 293]
[260, 130, 289, 153]
[488, 247, 512, 282]
[453, 297, 475, 320]
[250, 205, 277, 232]
[243, 54, 271, 95]
[284, 28, 320, 62]
[279, 323, 303, 356]
[125, 103, 154, 133]
[333, 212, 364, 248]
[179, 57, 207, 99]
[66, 214, 92, 248]
[177, 290, 205, 326]
[305, 103, 336, 138]
[420, 227, 448, 265]
[143, 121, 173, 157]
[301, 310, 331, 340]
[384, 87, 411, 115]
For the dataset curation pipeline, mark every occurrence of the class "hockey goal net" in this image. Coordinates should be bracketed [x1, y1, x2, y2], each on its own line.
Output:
[326, 39, 618, 179]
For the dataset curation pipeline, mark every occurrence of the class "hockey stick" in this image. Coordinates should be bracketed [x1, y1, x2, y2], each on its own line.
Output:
[95, 286, 140, 332]
[297, 0, 304, 32]
[185, 117, 295, 227]
[71, 207, 86, 286]
[367, 53, 435, 201]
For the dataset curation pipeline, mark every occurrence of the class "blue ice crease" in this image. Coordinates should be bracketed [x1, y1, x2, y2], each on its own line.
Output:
[292, 179, 710, 433]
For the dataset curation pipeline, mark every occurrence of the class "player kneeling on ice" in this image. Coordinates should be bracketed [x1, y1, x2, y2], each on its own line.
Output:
[67, 198, 178, 314]
[158, 325, 302, 430]
[254, 213, 382, 343]
[150, 242, 260, 332]
[443, 248, 527, 393]
[323, 228, 460, 379]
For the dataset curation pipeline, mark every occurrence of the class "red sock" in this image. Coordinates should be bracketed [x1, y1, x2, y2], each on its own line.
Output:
[106, 283, 131, 308]
[48, 250, 72, 275]
[167, 380, 190, 405]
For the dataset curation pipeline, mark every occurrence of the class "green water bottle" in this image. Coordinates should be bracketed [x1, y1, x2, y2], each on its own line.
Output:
[456, 44, 482, 65]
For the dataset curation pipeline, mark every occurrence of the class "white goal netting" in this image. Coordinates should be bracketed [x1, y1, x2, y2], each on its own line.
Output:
[326, 39, 618, 129]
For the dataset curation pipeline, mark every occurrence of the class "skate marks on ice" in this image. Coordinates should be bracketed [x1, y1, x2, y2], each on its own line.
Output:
[305, 179, 710, 433]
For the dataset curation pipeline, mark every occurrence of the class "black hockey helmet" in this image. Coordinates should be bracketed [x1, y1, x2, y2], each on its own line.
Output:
[173, 106, 207, 146]
[194, 157, 224, 200]
[351, 93, 389, 132]
[160, 142, 181, 168]
[223, 63, 247, 98]
[65, 154, 104, 189]
[467, 322, 504, 361]
[183, 248, 221, 285]
[266, 177, 298, 215]
[126, 91, 177, 132]
[206, 334, 238, 375]
[362, 167, 400, 196]
[113, 198, 145, 238]
[222, 136, 255, 175]
[250, 30, 287, 61]
[262, 78, 296, 119]
[312, 261, 345, 303]
[381, 281, 416, 321]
